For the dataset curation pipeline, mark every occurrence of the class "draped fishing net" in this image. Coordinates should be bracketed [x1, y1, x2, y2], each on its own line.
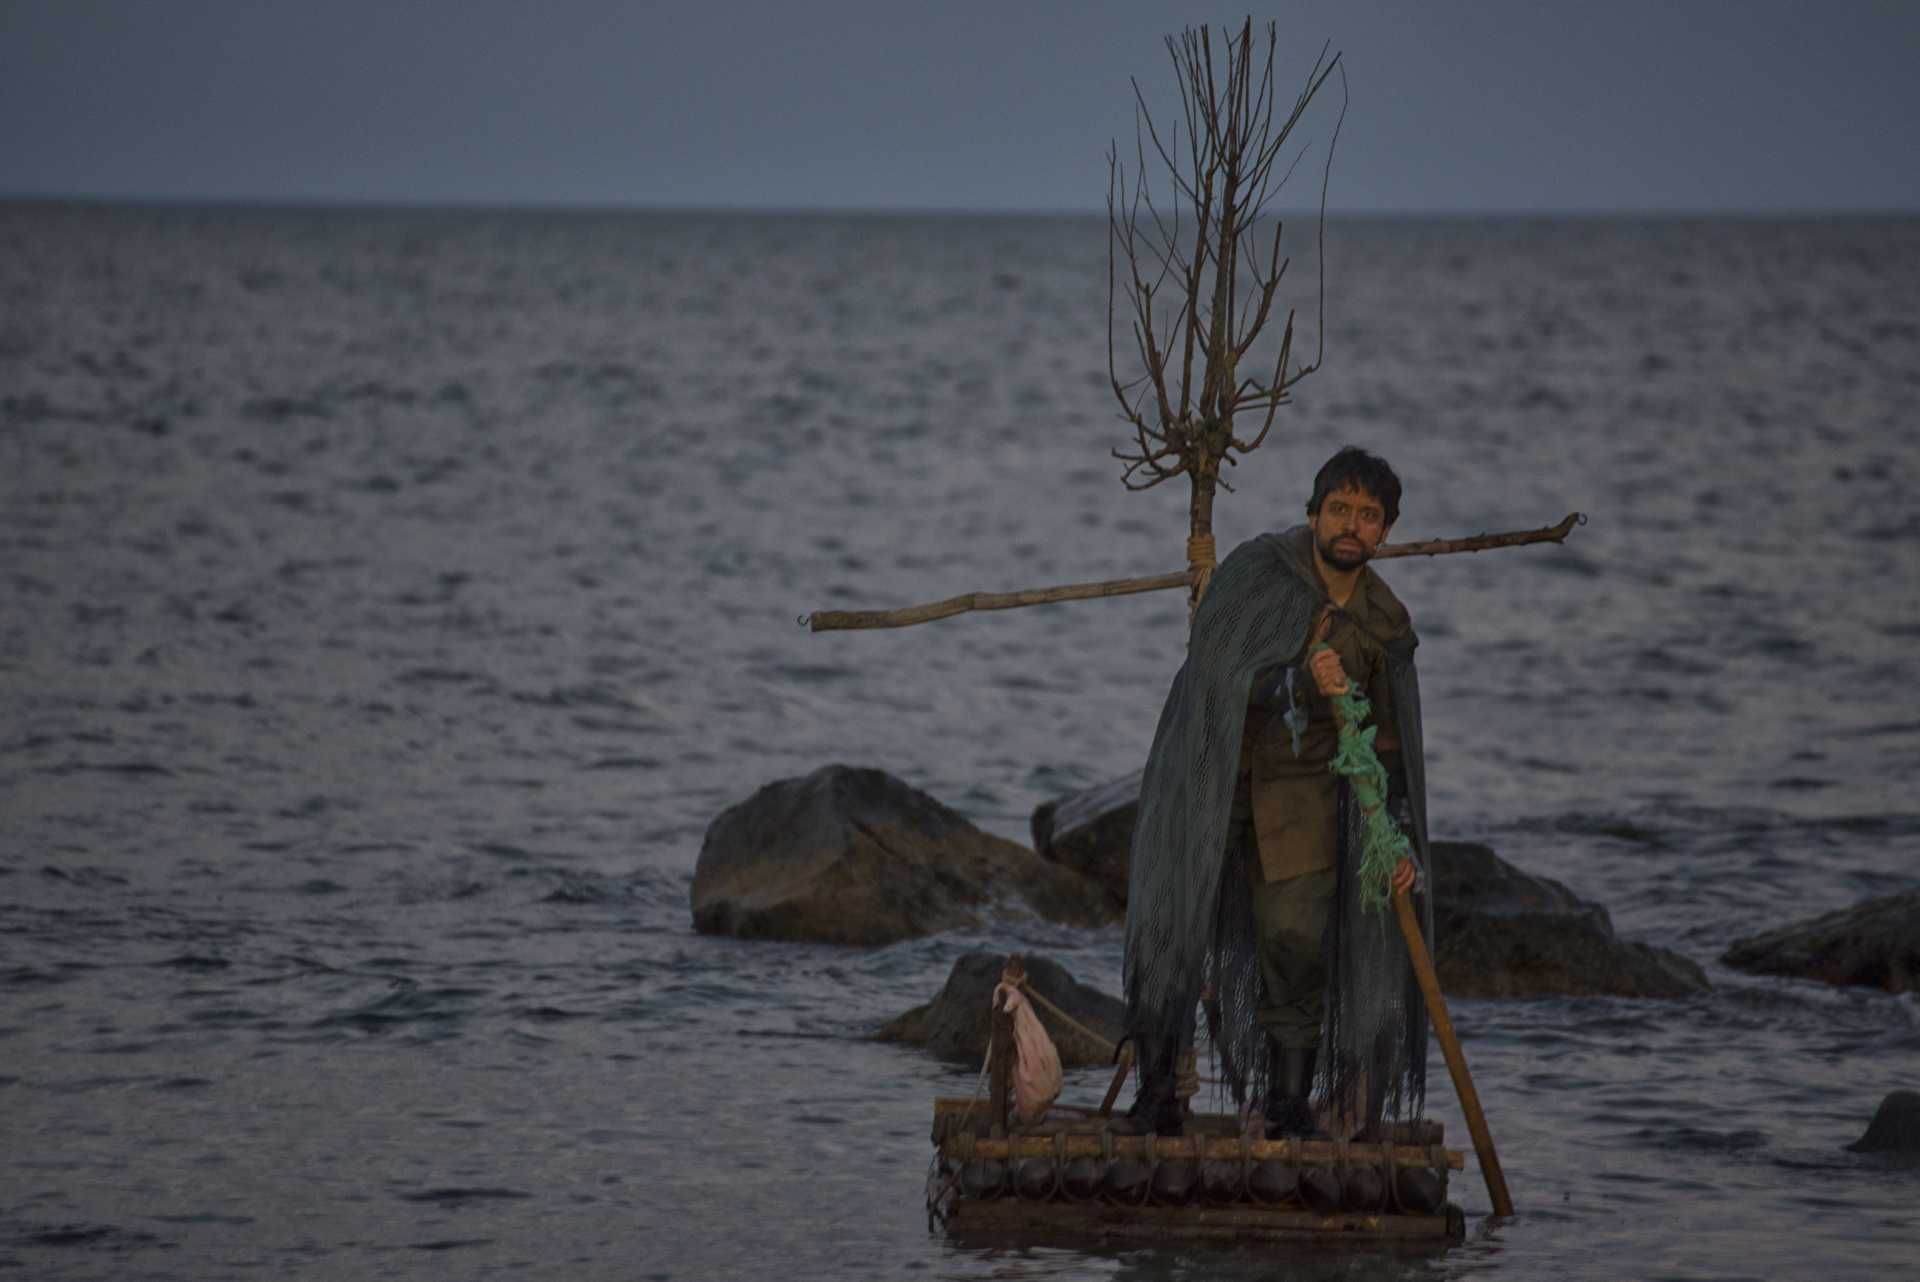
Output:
[1122, 527, 1433, 1126]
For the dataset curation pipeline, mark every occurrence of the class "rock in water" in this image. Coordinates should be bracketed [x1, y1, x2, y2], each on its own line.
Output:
[691, 764, 1120, 945]
[1723, 890, 1920, 994]
[876, 952, 1126, 1068]
[1847, 1090, 1920, 1153]
[1030, 770, 1140, 907]
[1429, 841, 1711, 998]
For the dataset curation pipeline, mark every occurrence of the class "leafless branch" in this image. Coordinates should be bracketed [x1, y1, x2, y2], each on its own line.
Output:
[1106, 22, 1344, 611]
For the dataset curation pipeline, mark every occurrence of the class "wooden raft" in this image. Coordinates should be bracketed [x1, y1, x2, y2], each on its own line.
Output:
[930, 1098, 1467, 1245]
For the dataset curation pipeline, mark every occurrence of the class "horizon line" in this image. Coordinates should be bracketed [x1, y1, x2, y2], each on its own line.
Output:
[3, 190, 1917, 221]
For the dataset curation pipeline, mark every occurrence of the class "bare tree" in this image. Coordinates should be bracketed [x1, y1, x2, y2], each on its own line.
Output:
[803, 25, 1581, 638]
[1108, 20, 1347, 612]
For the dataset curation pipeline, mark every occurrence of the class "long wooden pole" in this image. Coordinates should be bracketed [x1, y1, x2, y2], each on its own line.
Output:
[1394, 884, 1515, 1217]
[805, 513, 1582, 632]
[809, 570, 1193, 633]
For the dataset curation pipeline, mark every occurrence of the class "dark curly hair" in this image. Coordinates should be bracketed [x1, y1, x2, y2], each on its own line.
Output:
[1306, 446, 1402, 528]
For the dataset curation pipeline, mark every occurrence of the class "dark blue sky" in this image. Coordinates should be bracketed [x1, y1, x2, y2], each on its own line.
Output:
[3, 0, 1916, 213]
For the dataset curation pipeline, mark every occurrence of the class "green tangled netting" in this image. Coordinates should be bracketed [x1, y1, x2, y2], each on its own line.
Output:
[1316, 643, 1411, 917]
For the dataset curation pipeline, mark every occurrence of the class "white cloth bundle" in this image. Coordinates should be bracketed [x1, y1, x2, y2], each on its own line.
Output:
[991, 981, 1061, 1124]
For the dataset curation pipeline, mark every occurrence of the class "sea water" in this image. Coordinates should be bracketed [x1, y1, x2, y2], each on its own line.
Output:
[2, 204, 1917, 1279]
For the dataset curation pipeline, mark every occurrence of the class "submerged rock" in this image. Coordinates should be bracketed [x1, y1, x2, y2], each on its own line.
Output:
[1721, 889, 1920, 994]
[1846, 1090, 1920, 1153]
[692, 765, 1120, 946]
[876, 951, 1126, 1068]
[1028, 775, 1709, 999]
[1429, 840, 1710, 999]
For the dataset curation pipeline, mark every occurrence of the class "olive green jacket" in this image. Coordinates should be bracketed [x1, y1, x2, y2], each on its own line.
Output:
[1236, 526, 1412, 881]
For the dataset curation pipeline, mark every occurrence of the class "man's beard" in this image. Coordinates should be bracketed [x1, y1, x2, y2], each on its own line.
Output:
[1317, 531, 1372, 571]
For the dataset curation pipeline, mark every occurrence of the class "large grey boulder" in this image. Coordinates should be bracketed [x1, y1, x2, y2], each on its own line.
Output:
[1029, 776, 1708, 998]
[1722, 889, 1920, 994]
[691, 765, 1121, 946]
[1847, 1090, 1920, 1153]
[1429, 840, 1709, 999]
[876, 951, 1126, 1067]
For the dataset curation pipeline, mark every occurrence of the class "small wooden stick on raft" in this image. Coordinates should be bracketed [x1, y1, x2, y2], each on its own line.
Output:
[805, 512, 1583, 632]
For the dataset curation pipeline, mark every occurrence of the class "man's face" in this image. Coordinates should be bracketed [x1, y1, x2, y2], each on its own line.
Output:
[1308, 484, 1391, 571]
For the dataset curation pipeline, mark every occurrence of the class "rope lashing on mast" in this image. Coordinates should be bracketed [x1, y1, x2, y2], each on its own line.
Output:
[1186, 533, 1217, 605]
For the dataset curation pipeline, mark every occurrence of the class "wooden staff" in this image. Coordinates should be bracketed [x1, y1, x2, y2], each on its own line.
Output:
[805, 513, 1583, 632]
[1394, 883, 1515, 1217]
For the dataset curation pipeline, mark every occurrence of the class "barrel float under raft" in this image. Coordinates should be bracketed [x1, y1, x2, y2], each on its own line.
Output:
[1149, 1159, 1198, 1205]
[1014, 1158, 1056, 1200]
[1199, 1158, 1245, 1203]
[959, 1159, 1006, 1200]
[1342, 1162, 1386, 1212]
[1297, 1165, 1342, 1214]
[1102, 1157, 1153, 1205]
[1061, 1156, 1103, 1201]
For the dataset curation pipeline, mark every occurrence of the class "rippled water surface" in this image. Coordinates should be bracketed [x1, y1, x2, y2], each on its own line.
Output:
[3, 205, 1918, 1280]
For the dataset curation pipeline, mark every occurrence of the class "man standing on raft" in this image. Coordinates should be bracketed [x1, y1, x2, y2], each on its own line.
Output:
[1116, 446, 1432, 1140]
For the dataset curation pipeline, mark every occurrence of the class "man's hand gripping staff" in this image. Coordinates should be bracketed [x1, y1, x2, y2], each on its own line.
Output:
[1307, 625, 1417, 910]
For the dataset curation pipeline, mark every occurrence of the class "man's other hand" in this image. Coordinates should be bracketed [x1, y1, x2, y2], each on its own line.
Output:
[1390, 857, 1417, 897]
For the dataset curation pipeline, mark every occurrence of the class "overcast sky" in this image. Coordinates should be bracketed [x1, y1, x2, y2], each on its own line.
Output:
[2, 0, 1916, 214]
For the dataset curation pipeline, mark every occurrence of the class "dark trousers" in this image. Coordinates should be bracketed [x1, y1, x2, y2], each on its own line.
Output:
[1251, 866, 1336, 1049]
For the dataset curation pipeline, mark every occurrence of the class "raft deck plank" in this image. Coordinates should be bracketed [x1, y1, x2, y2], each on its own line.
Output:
[932, 1098, 1465, 1171]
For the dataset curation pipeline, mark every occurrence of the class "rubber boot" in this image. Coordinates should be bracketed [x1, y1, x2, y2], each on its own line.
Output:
[1264, 1043, 1324, 1140]
[1108, 1039, 1184, 1137]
